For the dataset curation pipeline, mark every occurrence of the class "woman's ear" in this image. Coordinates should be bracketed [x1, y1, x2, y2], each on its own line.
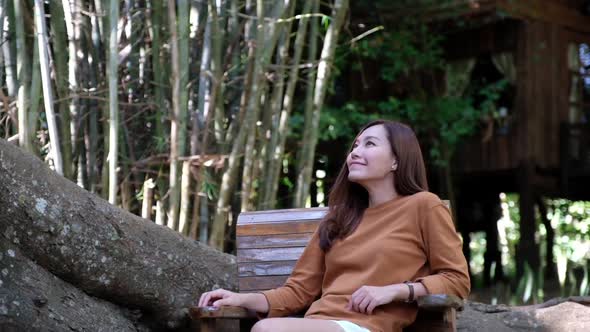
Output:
[391, 160, 398, 171]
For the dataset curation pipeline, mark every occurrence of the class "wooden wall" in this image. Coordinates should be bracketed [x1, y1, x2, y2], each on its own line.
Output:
[455, 19, 572, 173]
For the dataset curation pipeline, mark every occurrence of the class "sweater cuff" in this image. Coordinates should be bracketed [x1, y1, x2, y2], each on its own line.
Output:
[259, 289, 286, 318]
[414, 275, 445, 295]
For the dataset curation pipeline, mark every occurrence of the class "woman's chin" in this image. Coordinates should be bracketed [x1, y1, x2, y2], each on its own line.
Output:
[347, 174, 366, 184]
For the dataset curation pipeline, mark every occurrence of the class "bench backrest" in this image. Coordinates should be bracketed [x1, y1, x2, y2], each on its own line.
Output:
[236, 207, 327, 293]
[236, 201, 450, 293]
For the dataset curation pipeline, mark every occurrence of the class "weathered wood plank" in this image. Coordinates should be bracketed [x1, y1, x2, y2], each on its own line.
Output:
[239, 275, 289, 291]
[238, 261, 297, 277]
[417, 294, 464, 311]
[237, 207, 327, 224]
[237, 232, 314, 249]
[237, 247, 306, 262]
[190, 306, 254, 319]
[237, 220, 319, 236]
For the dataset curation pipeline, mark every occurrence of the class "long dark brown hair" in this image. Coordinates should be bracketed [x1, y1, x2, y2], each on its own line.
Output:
[318, 120, 429, 251]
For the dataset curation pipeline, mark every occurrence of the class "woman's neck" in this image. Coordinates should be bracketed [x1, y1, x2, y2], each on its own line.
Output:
[365, 182, 399, 207]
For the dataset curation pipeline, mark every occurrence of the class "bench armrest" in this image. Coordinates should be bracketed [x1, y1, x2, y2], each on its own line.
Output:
[416, 294, 463, 311]
[190, 306, 257, 320]
[190, 294, 463, 320]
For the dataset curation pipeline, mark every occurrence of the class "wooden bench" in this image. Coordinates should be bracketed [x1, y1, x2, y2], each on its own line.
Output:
[190, 206, 464, 332]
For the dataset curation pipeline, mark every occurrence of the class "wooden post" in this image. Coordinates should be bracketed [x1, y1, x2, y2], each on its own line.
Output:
[200, 319, 216, 332]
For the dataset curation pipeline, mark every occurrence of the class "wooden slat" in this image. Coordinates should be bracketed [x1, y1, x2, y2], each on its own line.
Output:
[237, 247, 306, 262]
[190, 306, 254, 319]
[239, 275, 288, 291]
[417, 294, 463, 311]
[237, 207, 327, 224]
[238, 261, 297, 277]
[237, 220, 319, 236]
[236, 232, 314, 249]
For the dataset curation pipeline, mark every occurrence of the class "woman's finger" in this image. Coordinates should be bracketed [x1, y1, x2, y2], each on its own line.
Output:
[353, 293, 365, 312]
[366, 301, 378, 315]
[358, 296, 372, 314]
[198, 292, 208, 307]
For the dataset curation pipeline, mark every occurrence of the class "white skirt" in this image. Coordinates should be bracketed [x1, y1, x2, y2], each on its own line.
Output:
[330, 320, 371, 332]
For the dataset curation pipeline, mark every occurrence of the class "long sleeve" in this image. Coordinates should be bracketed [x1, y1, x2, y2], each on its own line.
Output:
[261, 230, 325, 317]
[415, 203, 470, 299]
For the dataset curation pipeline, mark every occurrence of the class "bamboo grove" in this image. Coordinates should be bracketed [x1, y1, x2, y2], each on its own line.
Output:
[0, 0, 349, 251]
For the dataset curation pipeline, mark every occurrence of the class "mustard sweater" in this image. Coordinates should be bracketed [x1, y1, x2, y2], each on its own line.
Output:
[261, 192, 470, 332]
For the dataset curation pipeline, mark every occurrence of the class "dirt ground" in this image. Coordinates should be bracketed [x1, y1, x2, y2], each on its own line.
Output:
[458, 299, 590, 331]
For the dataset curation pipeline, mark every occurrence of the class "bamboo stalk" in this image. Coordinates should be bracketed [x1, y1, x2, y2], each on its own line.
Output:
[149, 0, 167, 147]
[263, 0, 313, 209]
[50, 0, 73, 179]
[293, 0, 348, 207]
[178, 161, 192, 235]
[34, 0, 64, 175]
[167, 0, 190, 231]
[211, 0, 293, 249]
[28, 26, 41, 151]
[141, 178, 155, 220]
[155, 200, 165, 225]
[107, 0, 120, 204]
[15, 0, 32, 152]
[0, 0, 5, 89]
[189, 0, 224, 240]
[2, 0, 17, 97]
[62, 0, 81, 181]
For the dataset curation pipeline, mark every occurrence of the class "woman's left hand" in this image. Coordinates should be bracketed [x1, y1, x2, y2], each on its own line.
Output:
[346, 285, 401, 314]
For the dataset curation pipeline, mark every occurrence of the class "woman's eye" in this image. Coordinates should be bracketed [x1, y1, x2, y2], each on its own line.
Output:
[366, 141, 375, 146]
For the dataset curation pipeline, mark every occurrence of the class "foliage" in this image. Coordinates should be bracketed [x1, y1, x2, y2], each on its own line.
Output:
[547, 199, 590, 296]
[314, 20, 509, 168]
[470, 193, 590, 303]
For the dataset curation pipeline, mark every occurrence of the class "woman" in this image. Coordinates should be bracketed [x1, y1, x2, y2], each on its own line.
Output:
[198, 120, 470, 332]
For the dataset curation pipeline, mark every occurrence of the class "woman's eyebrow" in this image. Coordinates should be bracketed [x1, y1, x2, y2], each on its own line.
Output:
[361, 135, 381, 141]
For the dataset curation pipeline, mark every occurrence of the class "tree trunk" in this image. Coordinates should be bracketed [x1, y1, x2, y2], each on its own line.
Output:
[293, 0, 348, 207]
[107, 0, 120, 204]
[0, 238, 147, 331]
[516, 160, 540, 279]
[34, 0, 64, 175]
[0, 138, 237, 329]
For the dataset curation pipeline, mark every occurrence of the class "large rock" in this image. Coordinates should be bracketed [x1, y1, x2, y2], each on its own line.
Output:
[458, 298, 590, 332]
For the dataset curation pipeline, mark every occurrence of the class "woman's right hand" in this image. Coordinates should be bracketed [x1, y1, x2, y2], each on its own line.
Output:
[198, 288, 243, 308]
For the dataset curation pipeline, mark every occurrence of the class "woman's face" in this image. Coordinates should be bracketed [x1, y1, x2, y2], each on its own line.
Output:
[346, 124, 397, 186]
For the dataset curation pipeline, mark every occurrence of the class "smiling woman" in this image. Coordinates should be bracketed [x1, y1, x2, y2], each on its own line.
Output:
[198, 120, 470, 332]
